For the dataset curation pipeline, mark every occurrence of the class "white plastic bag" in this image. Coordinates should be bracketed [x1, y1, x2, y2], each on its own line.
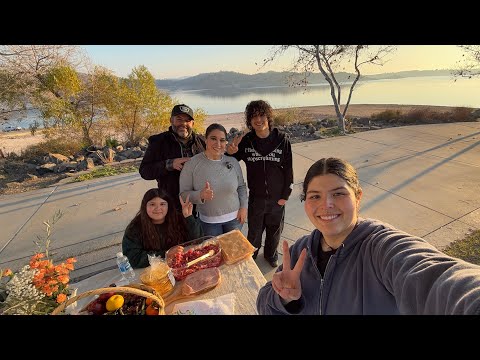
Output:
[171, 293, 236, 315]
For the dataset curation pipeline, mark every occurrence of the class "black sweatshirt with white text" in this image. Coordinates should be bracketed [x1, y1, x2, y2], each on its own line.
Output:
[231, 128, 293, 201]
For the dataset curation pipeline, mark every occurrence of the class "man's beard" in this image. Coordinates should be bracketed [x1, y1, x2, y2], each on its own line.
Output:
[172, 125, 192, 139]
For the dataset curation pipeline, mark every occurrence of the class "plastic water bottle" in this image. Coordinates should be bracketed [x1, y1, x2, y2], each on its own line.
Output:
[116, 252, 136, 281]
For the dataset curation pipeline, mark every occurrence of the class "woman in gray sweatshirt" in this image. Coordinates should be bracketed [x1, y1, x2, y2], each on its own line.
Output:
[179, 123, 248, 237]
[257, 157, 480, 315]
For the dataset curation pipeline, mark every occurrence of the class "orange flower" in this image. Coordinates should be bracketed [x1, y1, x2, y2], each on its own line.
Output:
[57, 275, 70, 285]
[31, 253, 45, 261]
[2, 269, 13, 277]
[33, 271, 45, 281]
[56, 293, 67, 304]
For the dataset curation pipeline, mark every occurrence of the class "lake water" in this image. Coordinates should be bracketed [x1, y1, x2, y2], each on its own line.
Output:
[170, 76, 480, 115]
[6, 75, 480, 129]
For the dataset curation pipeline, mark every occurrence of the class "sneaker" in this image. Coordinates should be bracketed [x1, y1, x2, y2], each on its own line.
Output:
[268, 258, 279, 268]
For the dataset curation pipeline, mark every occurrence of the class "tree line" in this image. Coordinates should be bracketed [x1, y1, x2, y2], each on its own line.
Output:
[1, 45, 477, 148]
[0, 45, 206, 149]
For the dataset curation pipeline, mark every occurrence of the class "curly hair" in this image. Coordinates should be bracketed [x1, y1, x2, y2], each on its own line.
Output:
[126, 188, 189, 251]
[244, 100, 274, 131]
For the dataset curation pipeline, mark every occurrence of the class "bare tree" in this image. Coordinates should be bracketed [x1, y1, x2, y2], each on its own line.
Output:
[0, 45, 85, 122]
[263, 45, 396, 133]
[453, 45, 480, 79]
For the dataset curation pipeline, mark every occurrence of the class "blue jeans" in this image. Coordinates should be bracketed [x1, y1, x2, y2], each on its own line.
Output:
[200, 218, 243, 237]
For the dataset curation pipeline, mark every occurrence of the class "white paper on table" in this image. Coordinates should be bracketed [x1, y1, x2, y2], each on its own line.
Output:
[171, 293, 236, 315]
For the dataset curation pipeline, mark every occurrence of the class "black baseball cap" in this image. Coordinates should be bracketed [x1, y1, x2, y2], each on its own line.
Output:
[171, 104, 194, 120]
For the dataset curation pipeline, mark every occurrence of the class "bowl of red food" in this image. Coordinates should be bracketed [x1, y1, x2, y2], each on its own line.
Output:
[166, 236, 223, 281]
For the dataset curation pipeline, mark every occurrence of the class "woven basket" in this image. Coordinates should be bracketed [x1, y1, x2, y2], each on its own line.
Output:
[51, 283, 165, 315]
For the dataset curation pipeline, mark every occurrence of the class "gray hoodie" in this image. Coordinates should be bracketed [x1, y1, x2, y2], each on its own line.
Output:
[257, 218, 480, 315]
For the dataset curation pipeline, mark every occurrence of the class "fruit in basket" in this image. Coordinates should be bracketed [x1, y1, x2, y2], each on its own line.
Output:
[98, 291, 116, 302]
[106, 294, 125, 312]
[146, 304, 159, 315]
[87, 299, 108, 315]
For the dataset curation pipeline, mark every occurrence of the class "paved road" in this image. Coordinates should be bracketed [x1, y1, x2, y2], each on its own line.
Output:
[1, 122, 479, 283]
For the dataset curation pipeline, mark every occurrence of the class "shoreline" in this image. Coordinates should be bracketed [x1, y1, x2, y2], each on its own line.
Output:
[204, 103, 471, 130]
[1, 104, 474, 155]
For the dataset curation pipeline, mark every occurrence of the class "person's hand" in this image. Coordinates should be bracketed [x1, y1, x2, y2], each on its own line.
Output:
[173, 157, 190, 171]
[226, 132, 245, 155]
[236, 207, 247, 224]
[271, 240, 307, 302]
[200, 181, 214, 201]
[277, 198, 287, 206]
[166, 245, 184, 263]
[179, 194, 193, 218]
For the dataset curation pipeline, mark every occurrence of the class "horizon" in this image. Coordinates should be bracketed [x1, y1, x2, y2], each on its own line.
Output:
[82, 45, 465, 80]
[154, 68, 456, 82]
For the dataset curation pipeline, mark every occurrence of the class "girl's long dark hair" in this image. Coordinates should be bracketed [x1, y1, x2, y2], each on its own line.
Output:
[126, 188, 189, 251]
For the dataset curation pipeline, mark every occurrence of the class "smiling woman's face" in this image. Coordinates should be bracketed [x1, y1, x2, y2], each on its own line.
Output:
[205, 129, 227, 158]
[304, 174, 362, 245]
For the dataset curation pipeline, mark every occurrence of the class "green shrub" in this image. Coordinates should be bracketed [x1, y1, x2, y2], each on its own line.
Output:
[72, 165, 138, 182]
[105, 137, 120, 148]
[319, 127, 342, 137]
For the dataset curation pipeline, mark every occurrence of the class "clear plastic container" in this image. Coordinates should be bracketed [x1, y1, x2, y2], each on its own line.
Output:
[139, 260, 175, 297]
[166, 236, 223, 281]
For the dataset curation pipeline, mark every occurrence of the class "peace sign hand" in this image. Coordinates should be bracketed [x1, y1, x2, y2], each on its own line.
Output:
[226, 131, 245, 155]
[271, 240, 307, 302]
[179, 194, 193, 218]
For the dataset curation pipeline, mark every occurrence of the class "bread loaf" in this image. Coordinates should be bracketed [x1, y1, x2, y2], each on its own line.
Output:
[216, 229, 256, 265]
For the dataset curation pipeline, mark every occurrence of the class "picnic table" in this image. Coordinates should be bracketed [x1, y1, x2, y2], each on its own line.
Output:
[68, 256, 267, 315]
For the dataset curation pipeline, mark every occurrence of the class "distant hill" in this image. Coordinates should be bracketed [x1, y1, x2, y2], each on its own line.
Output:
[155, 69, 454, 91]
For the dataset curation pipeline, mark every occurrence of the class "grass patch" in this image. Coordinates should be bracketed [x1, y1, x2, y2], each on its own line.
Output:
[443, 229, 480, 265]
[319, 127, 343, 137]
[72, 165, 138, 182]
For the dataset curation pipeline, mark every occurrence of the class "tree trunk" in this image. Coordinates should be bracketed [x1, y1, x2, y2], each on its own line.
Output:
[314, 48, 346, 134]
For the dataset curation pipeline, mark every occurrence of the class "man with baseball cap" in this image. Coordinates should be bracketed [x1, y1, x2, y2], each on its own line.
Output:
[140, 104, 206, 212]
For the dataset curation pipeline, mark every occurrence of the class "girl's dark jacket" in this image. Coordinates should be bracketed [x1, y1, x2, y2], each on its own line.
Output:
[122, 215, 203, 268]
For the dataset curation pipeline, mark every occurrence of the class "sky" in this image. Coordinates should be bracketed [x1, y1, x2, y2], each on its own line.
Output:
[82, 45, 465, 80]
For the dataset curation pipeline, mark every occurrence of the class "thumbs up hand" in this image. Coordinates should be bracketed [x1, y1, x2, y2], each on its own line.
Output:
[200, 181, 214, 201]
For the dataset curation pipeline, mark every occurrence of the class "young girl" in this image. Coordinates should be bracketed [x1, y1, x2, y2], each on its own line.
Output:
[257, 157, 480, 315]
[122, 188, 203, 268]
